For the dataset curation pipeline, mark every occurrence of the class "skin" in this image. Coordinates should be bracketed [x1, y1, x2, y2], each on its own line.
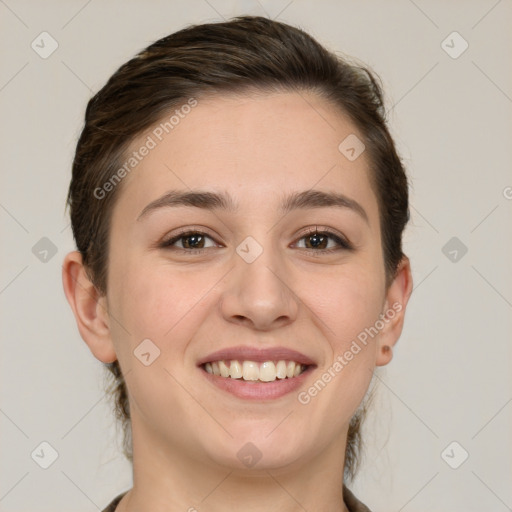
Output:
[63, 90, 412, 512]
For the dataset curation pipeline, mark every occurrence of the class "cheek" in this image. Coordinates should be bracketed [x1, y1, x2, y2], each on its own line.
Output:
[111, 262, 213, 350]
[298, 273, 380, 424]
[308, 266, 384, 348]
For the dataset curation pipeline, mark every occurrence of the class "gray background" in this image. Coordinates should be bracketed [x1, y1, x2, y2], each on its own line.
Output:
[1, 0, 511, 510]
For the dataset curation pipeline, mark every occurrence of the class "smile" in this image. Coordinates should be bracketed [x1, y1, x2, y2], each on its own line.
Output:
[200, 361, 315, 401]
[203, 359, 308, 382]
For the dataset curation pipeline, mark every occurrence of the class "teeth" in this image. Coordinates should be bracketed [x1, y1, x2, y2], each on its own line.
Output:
[242, 361, 259, 381]
[259, 361, 276, 382]
[230, 360, 243, 379]
[204, 360, 307, 382]
[219, 360, 230, 377]
[276, 360, 287, 379]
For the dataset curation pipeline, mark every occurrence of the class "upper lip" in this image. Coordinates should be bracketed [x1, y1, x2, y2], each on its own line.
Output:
[197, 346, 317, 367]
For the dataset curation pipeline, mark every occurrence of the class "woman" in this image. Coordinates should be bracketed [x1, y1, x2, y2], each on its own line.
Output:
[62, 15, 413, 512]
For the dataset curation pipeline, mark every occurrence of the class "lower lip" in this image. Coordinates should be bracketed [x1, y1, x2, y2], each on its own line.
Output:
[199, 365, 315, 400]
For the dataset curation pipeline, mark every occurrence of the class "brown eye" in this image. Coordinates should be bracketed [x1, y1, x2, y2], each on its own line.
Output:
[304, 232, 329, 249]
[295, 229, 352, 252]
[161, 231, 217, 251]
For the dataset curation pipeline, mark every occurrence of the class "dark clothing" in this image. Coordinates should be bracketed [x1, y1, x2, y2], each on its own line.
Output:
[102, 492, 125, 512]
[101, 486, 372, 512]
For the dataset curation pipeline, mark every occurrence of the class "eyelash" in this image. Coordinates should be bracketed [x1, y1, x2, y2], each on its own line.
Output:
[159, 227, 353, 254]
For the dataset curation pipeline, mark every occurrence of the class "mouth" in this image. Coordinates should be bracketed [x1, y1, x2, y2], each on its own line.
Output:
[201, 359, 309, 382]
[197, 346, 317, 400]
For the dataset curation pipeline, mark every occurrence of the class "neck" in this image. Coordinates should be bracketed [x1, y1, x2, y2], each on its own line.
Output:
[116, 412, 351, 512]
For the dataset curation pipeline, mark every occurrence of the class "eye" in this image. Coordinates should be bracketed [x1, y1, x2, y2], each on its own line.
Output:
[159, 227, 353, 254]
[160, 230, 218, 251]
[294, 227, 352, 253]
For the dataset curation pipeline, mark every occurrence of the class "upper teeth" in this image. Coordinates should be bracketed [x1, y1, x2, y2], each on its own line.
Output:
[204, 360, 306, 382]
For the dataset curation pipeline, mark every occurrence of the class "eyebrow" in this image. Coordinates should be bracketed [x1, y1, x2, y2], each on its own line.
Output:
[136, 189, 369, 224]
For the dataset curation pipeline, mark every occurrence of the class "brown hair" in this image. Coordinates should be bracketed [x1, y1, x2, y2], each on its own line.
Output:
[67, 15, 409, 482]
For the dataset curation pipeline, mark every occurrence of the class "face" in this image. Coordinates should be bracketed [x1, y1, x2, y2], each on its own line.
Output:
[72, 91, 411, 475]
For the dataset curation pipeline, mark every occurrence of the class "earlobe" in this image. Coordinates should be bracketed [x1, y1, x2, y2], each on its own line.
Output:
[62, 251, 117, 363]
[378, 344, 392, 365]
[376, 256, 413, 366]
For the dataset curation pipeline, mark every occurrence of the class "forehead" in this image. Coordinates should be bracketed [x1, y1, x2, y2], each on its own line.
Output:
[113, 90, 378, 222]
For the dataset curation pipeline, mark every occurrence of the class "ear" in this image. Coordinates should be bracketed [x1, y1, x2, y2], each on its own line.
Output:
[375, 255, 413, 366]
[62, 251, 117, 363]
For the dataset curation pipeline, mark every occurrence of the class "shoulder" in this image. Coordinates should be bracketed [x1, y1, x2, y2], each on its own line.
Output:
[101, 491, 128, 512]
[343, 485, 373, 512]
[101, 488, 371, 512]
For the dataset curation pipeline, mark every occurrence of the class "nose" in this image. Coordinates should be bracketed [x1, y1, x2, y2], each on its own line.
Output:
[219, 241, 299, 331]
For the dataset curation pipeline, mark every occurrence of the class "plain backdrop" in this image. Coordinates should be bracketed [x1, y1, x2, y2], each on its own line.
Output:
[1, 1, 511, 511]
